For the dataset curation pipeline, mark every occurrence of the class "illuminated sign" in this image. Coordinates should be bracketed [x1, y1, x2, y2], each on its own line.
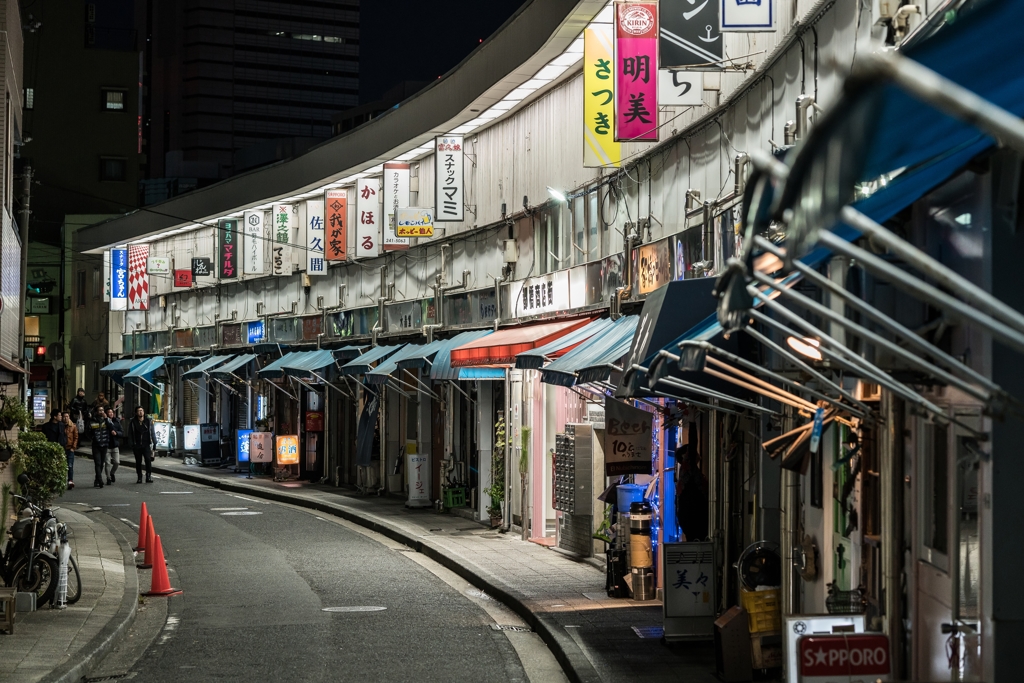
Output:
[236, 429, 253, 463]
[247, 321, 265, 344]
[183, 424, 201, 451]
[111, 249, 128, 310]
[276, 435, 299, 465]
[251, 432, 273, 462]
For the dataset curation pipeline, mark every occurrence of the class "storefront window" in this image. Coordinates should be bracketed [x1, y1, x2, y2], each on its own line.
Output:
[222, 323, 242, 346]
[301, 315, 322, 341]
[172, 329, 194, 349]
[196, 326, 217, 348]
[673, 227, 705, 280]
[572, 197, 586, 267]
[327, 307, 376, 338]
[122, 334, 134, 354]
[271, 317, 298, 343]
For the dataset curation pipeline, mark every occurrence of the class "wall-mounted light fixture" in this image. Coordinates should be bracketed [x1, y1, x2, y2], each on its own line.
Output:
[546, 186, 567, 203]
[786, 336, 822, 361]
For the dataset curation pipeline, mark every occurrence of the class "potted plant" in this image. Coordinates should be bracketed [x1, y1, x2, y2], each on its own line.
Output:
[484, 417, 506, 528]
[0, 396, 31, 432]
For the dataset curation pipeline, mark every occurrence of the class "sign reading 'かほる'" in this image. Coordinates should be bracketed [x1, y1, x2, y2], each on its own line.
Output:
[604, 396, 653, 475]
[355, 178, 380, 259]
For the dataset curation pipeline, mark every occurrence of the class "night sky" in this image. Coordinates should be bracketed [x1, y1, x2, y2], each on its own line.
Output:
[358, 0, 528, 104]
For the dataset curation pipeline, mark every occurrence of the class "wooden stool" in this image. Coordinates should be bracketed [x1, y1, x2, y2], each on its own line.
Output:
[0, 587, 16, 634]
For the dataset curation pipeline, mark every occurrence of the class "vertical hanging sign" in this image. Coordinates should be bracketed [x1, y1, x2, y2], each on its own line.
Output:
[103, 250, 111, 302]
[110, 248, 127, 311]
[127, 244, 150, 310]
[615, 2, 659, 142]
[584, 25, 622, 167]
[434, 136, 463, 222]
[273, 204, 292, 276]
[219, 219, 238, 279]
[243, 210, 264, 275]
[306, 199, 326, 276]
[382, 162, 410, 250]
[721, 0, 774, 31]
[325, 189, 347, 261]
[356, 178, 380, 259]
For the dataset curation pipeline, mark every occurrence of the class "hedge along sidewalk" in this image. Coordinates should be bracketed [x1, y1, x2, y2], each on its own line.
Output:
[109, 452, 717, 683]
[1, 505, 139, 683]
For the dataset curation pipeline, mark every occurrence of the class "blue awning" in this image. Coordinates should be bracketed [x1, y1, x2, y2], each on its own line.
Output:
[332, 345, 368, 361]
[542, 316, 639, 387]
[429, 330, 493, 381]
[339, 345, 403, 376]
[281, 350, 339, 378]
[366, 345, 427, 385]
[515, 318, 614, 370]
[208, 354, 257, 379]
[459, 367, 505, 380]
[101, 358, 154, 386]
[124, 356, 175, 385]
[395, 339, 447, 370]
[258, 351, 307, 379]
[182, 355, 231, 379]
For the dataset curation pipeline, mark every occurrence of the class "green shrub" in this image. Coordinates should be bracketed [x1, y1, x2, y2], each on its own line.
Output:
[0, 397, 32, 431]
[14, 437, 67, 508]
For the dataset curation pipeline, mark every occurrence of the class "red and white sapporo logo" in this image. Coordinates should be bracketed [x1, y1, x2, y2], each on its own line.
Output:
[619, 5, 655, 35]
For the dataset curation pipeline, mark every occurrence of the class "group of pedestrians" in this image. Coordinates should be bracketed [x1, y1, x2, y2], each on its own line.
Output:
[41, 388, 158, 489]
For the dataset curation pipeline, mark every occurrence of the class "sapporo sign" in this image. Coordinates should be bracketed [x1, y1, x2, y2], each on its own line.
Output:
[799, 634, 891, 683]
[604, 397, 653, 476]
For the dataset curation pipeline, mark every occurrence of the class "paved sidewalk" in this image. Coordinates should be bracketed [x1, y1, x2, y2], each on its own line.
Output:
[1, 505, 138, 683]
[107, 451, 716, 683]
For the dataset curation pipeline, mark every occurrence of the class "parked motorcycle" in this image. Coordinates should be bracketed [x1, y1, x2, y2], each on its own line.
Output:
[1, 473, 79, 606]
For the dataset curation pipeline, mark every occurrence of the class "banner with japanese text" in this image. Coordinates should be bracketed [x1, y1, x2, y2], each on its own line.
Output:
[273, 204, 294, 276]
[356, 178, 381, 259]
[615, 2, 659, 142]
[584, 25, 621, 167]
[383, 162, 410, 250]
[219, 218, 238, 279]
[127, 244, 150, 310]
[434, 136, 463, 222]
[325, 189, 347, 261]
[396, 208, 434, 238]
[110, 248, 127, 311]
[305, 199, 326, 276]
[103, 250, 111, 302]
[243, 210, 265, 275]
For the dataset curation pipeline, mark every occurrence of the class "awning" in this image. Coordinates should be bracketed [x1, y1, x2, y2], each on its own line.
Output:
[366, 345, 427, 385]
[339, 345, 403, 376]
[394, 339, 447, 370]
[450, 318, 593, 367]
[429, 330, 493, 381]
[167, 355, 204, 368]
[458, 367, 506, 380]
[332, 345, 368, 361]
[100, 358, 151, 385]
[258, 351, 305, 378]
[208, 354, 257, 379]
[542, 316, 639, 387]
[281, 350, 338, 378]
[0, 357, 26, 376]
[182, 355, 231, 379]
[124, 356, 166, 383]
[515, 318, 614, 370]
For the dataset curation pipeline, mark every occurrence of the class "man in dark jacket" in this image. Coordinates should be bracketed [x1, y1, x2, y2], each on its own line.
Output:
[68, 389, 89, 428]
[104, 408, 122, 485]
[127, 406, 157, 483]
[41, 409, 67, 448]
[90, 410, 109, 488]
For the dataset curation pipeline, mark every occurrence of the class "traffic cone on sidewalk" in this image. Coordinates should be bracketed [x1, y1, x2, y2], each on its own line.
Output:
[134, 503, 149, 551]
[139, 516, 156, 569]
[142, 535, 181, 597]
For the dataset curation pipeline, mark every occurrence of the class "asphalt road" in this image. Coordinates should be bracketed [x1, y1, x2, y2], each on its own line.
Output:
[62, 472, 552, 683]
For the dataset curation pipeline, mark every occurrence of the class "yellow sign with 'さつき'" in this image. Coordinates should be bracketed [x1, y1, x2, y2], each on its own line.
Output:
[584, 25, 621, 168]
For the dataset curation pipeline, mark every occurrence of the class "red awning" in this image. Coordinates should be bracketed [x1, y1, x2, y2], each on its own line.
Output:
[450, 318, 593, 367]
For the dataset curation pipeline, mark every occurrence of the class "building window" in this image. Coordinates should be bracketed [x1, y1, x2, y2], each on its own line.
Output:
[102, 88, 126, 111]
[99, 157, 126, 182]
[92, 267, 101, 299]
[24, 88, 34, 110]
[76, 269, 86, 307]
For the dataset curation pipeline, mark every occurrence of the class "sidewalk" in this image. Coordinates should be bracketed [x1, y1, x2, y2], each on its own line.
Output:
[109, 451, 716, 683]
[1, 505, 138, 683]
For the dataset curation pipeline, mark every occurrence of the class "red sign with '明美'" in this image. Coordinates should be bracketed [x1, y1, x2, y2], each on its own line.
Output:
[799, 634, 890, 682]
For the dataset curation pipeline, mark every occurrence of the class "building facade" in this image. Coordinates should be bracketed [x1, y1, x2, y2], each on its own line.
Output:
[73, 0, 1024, 680]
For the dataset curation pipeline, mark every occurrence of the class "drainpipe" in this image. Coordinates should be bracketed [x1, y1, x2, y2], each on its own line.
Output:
[371, 263, 389, 346]
[795, 95, 816, 140]
[783, 121, 798, 146]
[493, 270, 511, 332]
[702, 201, 715, 272]
[734, 153, 750, 197]
[611, 224, 640, 320]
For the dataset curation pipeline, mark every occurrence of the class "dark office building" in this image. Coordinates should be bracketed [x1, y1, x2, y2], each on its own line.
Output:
[140, 0, 359, 201]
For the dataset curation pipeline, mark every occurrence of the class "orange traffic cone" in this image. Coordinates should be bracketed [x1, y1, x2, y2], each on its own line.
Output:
[134, 503, 149, 551]
[142, 535, 181, 597]
[139, 516, 156, 569]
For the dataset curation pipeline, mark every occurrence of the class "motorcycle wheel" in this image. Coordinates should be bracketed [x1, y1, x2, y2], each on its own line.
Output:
[65, 556, 82, 605]
[11, 555, 58, 606]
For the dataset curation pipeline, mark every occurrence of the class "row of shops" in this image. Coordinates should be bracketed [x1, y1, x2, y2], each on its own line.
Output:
[76, 0, 1024, 679]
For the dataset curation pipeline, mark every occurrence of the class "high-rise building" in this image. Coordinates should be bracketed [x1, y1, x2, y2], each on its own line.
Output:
[140, 0, 359, 201]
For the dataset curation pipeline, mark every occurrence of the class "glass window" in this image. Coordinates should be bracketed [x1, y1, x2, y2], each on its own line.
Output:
[588, 189, 600, 262]
[24, 88, 33, 110]
[572, 198, 586, 267]
[76, 270, 86, 307]
[600, 186, 613, 259]
[99, 157, 126, 182]
[103, 89, 126, 111]
[922, 422, 949, 563]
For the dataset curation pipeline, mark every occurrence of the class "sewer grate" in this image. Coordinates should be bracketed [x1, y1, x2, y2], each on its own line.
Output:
[632, 626, 664, 639]
[84, 674, 132, 682]
[491, 624, 532, 632]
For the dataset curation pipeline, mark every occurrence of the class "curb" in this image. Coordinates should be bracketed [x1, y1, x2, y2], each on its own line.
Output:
[132, 456, 603, 683]
[43, 509, 140, 683]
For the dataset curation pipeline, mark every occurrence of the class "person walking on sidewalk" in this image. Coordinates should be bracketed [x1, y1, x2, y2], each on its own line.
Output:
[127, 407, 156, 484]
[41, 409, 67, 448]
[104, 408, 122, 485]
[68, 388, 89, 434]
[62, 411, 78, 490]
[90, 408, 109, 488]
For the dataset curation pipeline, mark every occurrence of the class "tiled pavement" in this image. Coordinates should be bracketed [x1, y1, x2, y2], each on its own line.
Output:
[107, 452, 717, 683]
[1, 505, 138, 683]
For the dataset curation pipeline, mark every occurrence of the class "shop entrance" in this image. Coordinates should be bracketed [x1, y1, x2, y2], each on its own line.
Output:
[912, 405, 983, 682]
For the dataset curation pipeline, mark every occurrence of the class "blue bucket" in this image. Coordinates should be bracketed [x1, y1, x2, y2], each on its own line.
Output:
[616, 484, 644, 512]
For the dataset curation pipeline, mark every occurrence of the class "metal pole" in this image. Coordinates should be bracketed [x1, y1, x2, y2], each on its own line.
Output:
[879, 390, 904, 677]
[18, 166, 31, 393]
